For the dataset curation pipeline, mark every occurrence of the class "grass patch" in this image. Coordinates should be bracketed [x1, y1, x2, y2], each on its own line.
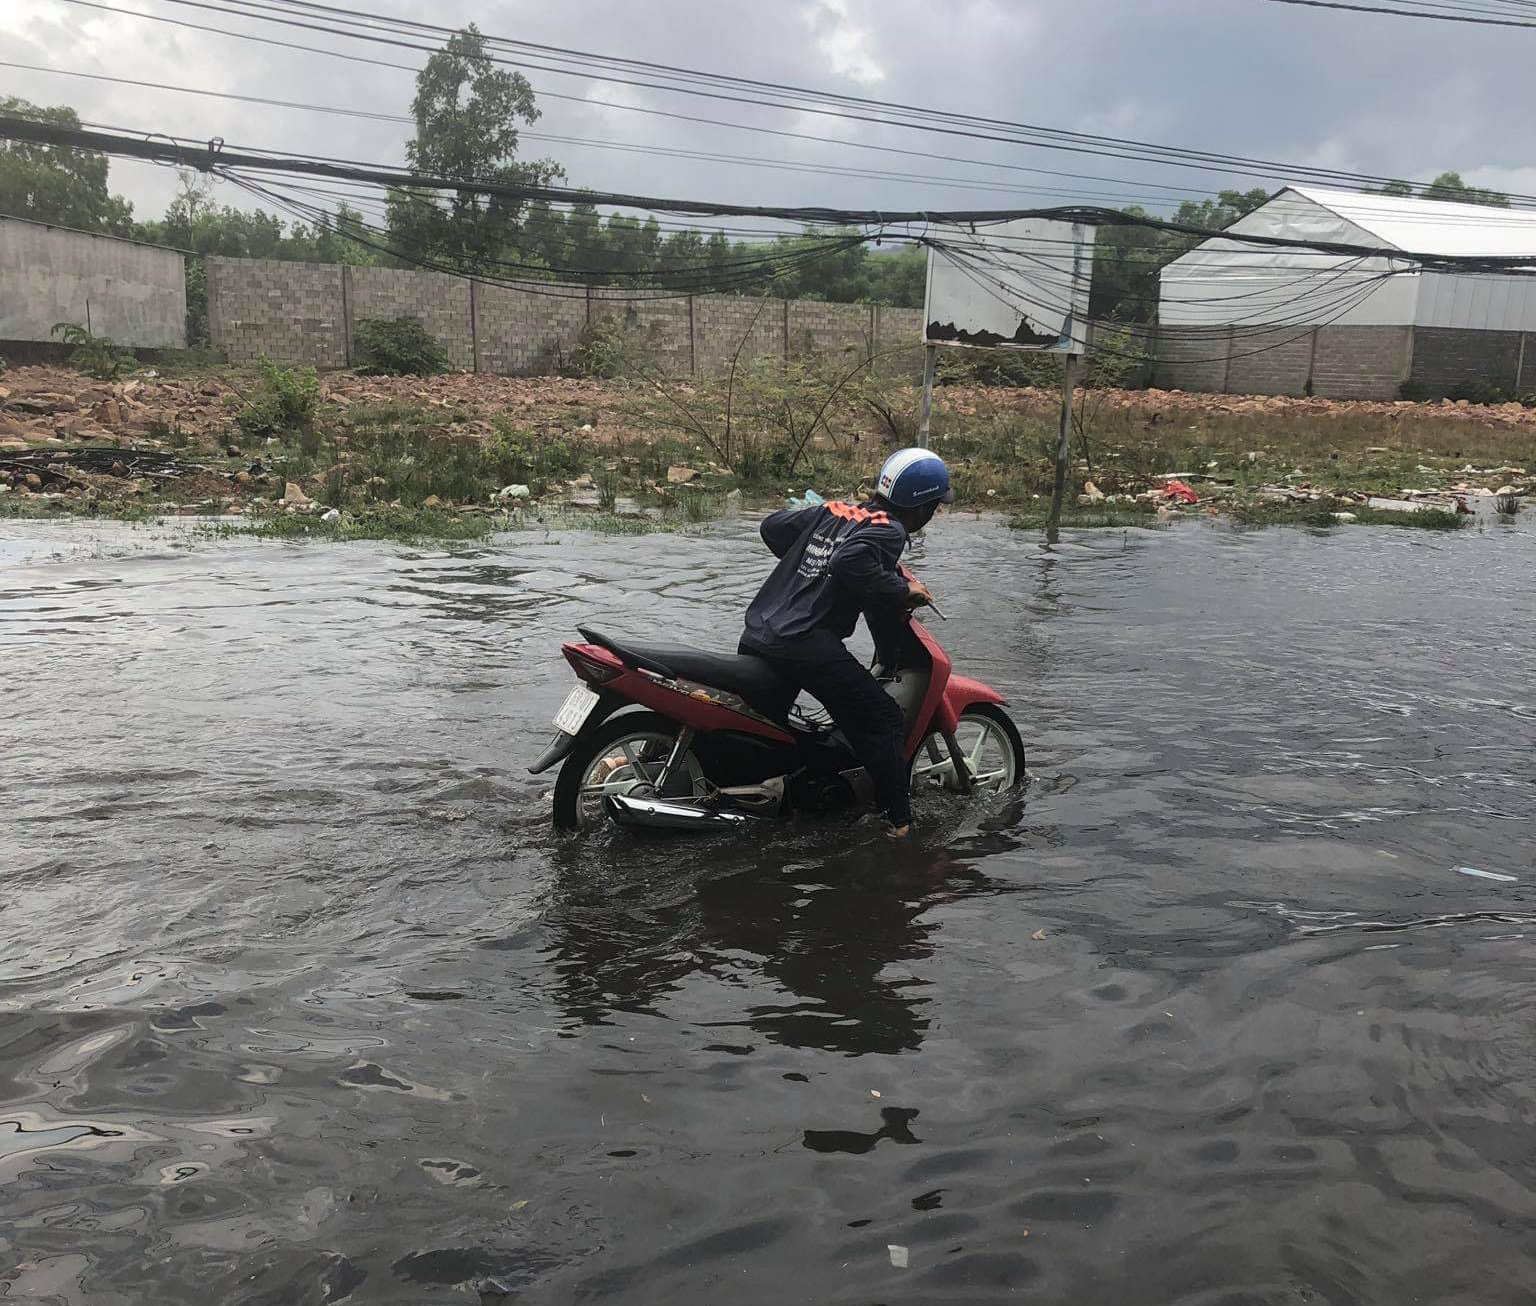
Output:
[0, 493, 158, 523]
[1229, 500, 1465, 530]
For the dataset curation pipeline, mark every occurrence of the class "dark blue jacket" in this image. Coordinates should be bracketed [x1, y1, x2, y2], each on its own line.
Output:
[741, 501, 910, 660]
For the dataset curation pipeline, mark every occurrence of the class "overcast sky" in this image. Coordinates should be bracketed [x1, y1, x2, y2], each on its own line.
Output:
[5, 0, 1536, 228]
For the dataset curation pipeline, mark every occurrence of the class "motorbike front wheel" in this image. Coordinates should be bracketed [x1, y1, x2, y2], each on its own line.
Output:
[910, 704, 1026, 796]
[552, 711, 708, 831]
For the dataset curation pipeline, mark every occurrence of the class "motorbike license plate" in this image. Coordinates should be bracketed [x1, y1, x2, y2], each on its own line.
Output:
[553, 685, 600, 735]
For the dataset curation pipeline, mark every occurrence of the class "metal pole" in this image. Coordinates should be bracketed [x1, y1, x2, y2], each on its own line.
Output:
[1047, 352, 1079, 537]
[917, 342, 938, 447]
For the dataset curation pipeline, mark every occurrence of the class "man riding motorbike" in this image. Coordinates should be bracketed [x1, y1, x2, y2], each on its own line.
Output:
[738, 448, 955, 838]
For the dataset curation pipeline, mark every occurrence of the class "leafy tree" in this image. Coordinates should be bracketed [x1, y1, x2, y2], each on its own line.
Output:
[1089, 189, 1270, 323]
[866, 245, 926, 306]
[1420, 170, 1510, 208]
[0, 96, 134, 233]
[385, 25, 562, 270]
[1366, 171, 1509, 207]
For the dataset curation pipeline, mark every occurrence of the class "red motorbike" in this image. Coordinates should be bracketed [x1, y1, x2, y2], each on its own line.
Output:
[531, 581, 1026, 832]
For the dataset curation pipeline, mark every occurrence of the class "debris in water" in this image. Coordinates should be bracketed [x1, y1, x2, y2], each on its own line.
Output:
[1455, 866, 1518, 883]
[1031, 928, 1047, 941]
[1162, 478, 1199, 505]
[888, 1244, 909, 1269]
[787, 488, 825, 509]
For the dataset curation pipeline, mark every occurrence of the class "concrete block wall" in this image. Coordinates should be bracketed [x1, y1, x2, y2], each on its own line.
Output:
[1153, 326, 1231, 393]
[474, 283, 587, 375]
[347, 266, 473, 370]
[1224, 327, 1315, 397]
[788, 300, 874, 362]
[1409, 327, 1522, 395]
[693, 296, 786, 376]
[207, 257, 346, 367]
[1310, 325, 1412, 400]
[1156, 322, 1417, 400]
[206, 256, 936, 378]
[1, 215, 185, 348]
[590, 290, 694, 376]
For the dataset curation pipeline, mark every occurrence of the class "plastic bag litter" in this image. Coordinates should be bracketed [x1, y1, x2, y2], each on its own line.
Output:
[787, 488, 825, 509]
[1455, 866, 1518, 883]
[888, 1244, 909, 1269]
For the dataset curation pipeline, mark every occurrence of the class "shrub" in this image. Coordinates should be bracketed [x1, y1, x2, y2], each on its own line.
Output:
[563, 319, 632, 379]
[352, 317, 452, 376]
[51, 322, 135, 380]
[236, 357, 320, 438]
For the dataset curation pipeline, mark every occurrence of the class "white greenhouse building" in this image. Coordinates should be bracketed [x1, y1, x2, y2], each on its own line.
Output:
[1156, 186, 1536, 399]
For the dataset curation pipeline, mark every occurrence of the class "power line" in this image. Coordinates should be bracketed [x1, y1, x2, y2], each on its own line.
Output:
[0, 61, 1224, 210]
[54, 0, 1527, 202]
[1254, 0, 1536, 24]
[9, 115, 1536, 276]
[21, 13, 1243, 208]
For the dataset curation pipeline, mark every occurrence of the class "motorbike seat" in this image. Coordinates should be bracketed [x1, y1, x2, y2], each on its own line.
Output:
[577, 626, 791, 715]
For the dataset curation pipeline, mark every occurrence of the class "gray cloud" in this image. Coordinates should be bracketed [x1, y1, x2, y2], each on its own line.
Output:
[3, 0, 1533, 226]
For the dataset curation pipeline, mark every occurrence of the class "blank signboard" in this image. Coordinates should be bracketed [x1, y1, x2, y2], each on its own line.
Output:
[923, 219, 1096, 353]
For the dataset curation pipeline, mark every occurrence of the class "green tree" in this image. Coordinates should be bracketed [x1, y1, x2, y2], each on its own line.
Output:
[0, 96, 134, 233]
[1090, 188, 1271, 323]
[866, 244, 926, 307]
[385, 25, 562, 270]
[659, 227, 705, 276]
[703, 230, 733, 291]
[1366, 171, 1509, 207]
[1420, 170, 1510, 208]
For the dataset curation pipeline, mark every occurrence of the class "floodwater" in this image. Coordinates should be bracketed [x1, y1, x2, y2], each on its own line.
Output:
[3, 513, 1536, 1305]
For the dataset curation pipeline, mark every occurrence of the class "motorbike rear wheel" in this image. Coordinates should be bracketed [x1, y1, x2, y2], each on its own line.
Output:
[552, 711, 708, 831]
[910, 704, 1026, 796]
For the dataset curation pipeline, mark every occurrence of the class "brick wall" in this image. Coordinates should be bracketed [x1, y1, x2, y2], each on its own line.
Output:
[1409, 327, 1522, 396]
[1154, 325, 1231, 393]
[1311, 326, 1412, 400]
[207, 257, 345, 367]
[346, 266, 473, 370]
[1225, 327, 1314, 397]
[788, 300, 874, 361]
[590, 289, 694, 376]
[693, 296, 785, 375]
[206, 257, 934, 377]
[474, 282, 587, 375]
[1157, 322, 1415, 400]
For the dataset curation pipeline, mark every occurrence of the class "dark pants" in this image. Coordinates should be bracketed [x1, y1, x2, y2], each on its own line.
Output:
[741, 637, 912, 827]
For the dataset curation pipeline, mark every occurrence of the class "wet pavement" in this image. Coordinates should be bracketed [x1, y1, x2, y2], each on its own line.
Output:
[3, 513, 1536, 1304]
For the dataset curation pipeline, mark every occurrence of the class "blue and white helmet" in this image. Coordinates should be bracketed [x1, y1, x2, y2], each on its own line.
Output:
[875, 448, 955, 509]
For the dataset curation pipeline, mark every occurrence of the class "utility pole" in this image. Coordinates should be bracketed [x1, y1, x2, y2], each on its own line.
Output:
[1046, 352, 1079, 539]
[916, 342, 938, 447]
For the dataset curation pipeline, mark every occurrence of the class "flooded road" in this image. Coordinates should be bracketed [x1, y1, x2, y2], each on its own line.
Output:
[4, 514, 1536, 1305]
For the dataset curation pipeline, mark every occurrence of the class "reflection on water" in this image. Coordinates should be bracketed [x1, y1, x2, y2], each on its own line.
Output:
[3, 515, 1536, 1304]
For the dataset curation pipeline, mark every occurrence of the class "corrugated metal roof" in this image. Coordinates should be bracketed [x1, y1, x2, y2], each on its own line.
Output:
[1287, 186, 1536, 258]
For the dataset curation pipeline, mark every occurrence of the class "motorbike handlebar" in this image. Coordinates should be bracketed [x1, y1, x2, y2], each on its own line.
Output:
[898, 565, 946, 621]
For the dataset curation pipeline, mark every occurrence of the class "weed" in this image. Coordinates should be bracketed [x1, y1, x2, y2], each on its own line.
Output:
[353, 317, 452, 376]
[236, 358, 320, 439]
[51, 322, 135, 380]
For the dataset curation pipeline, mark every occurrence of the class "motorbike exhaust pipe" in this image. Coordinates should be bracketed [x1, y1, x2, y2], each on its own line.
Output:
[604, 794, 754, 831]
